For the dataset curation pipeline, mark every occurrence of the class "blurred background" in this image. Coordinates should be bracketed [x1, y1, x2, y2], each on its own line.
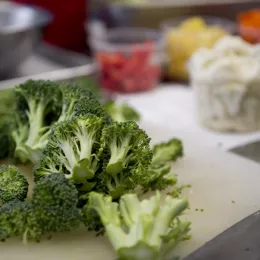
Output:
[2, 0, 260, 148]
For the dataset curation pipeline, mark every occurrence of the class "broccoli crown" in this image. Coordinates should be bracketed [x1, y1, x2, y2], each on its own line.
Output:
[152, 138, 184, 164]
[104, 100, 140, 123]
[0, 200, 42, 243]
[33, 114, 104, 190]
[12, 80, 61, 164]
[58, 83, 97, 122]
[75, 97, 112, 124]
[0, 165, 28, 205]
[97, 121, 153, 199]
[32, 173, 81, 233]
[88, 191, 190, 260]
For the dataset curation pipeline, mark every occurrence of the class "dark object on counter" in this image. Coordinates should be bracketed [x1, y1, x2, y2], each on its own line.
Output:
[184, 210, 260, 260]
[0, 1, 52, 77]
[229, 140, 260, 164]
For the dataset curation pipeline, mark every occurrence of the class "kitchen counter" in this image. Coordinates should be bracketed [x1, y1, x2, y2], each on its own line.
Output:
[116, 84, 260, 151]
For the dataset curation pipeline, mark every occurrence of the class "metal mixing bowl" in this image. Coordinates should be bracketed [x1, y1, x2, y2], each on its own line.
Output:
[0, 2, 52, 77]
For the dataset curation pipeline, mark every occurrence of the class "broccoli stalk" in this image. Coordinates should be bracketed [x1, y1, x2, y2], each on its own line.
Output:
[34, 115, 104, 191]
[0, 165, 28, 205]
[88, 191, 190, 260]
[99, 121, 153, 199]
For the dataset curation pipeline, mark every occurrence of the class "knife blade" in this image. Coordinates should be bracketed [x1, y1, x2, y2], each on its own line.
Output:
[183, 210, 260, 260]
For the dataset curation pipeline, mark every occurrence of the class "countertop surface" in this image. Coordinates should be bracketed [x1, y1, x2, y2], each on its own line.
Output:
[117, 84, 260, 151]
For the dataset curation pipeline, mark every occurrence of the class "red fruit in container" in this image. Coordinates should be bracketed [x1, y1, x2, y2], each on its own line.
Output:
[92, 29, 163, 93]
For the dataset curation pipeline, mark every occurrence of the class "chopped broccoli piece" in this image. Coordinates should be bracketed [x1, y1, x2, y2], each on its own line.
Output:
[32, 173, 81, 234]
[0, 165, 28, 205]
[104, 100, 140, 122]
[0, 200, 42, 243]
[33, 114, 104, 191]
[88, 191, 191, 260]
[141, 163, 177, 192]
[97, 121, 153, 199]
[152, 138, 184, 164]
[12, 80, 61, 164]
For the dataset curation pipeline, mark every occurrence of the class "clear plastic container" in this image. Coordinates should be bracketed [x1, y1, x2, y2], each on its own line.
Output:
[161, 16, 236, 81]
[90, 28, 164, 93]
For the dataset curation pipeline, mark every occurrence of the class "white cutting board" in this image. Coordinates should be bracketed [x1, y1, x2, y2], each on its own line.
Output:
[2, 120, 260, 260]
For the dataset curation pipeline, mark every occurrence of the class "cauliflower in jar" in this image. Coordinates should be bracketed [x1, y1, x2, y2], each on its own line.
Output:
[189, 36, 260, 132]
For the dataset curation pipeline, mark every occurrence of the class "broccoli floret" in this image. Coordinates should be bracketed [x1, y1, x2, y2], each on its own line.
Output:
[97, 121, 152, 199]
[104, 100, 140, 122]
[0, 89, 16, 159]
[32, 173, 81, 234]
[0, 200, 42, 243]
[0, 124, 14, 160]
[152, 138, 184, 164]
[75, 97, 112, 125]
[11, 80, 106, 165]
[141, 163, 177, 193]
[74, 77, 101, 100]
[140, 138, 184, 193]
[88, 191, 190, 260]
[57, 83, 97, 123]
[33, 115, 104, 191]
[12, 80, 61, 164]
[0, 165, 28, 205]
[80, 204, 105, 236]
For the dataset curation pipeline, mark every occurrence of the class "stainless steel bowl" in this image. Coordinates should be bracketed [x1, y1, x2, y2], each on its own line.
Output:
[0, 1, 52, 76]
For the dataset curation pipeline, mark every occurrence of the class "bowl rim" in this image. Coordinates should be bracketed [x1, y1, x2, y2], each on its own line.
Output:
[0, 2, 52, 35]
[90, 27, 165, 52]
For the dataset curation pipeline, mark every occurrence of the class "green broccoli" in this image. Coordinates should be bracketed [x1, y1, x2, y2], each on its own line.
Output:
[0, 124, 14, 160]
[140, 138, 184, 193]
[88, 191, 191, 260]
[0, 165, 28, 205]
[104, 100, 140, 122]
[0, 200, 42, 243]
[33, 115, 104, 191]
[152, 138, 184, 165]
[141, 163, 177, 192]
[0, 89, 16, 159]
[57, 83, 98, 123]
[97, 121, 153, 199]
[32, 173, 81, 234]
[11, 79, 107, 165]
[12, 80, 61, 164]
[74, 97, 112, 125]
